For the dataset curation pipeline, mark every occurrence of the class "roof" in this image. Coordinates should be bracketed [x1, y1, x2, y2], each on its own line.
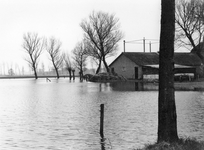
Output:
[174, 52, 202, 66]
[123, 52, 159, 66]
[109, 52, 202, 67]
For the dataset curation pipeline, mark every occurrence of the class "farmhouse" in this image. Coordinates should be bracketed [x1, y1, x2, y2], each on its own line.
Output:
[109, 52, 203, 80]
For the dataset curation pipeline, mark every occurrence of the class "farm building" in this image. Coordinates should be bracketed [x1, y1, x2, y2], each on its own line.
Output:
[109, 52, 203, 80]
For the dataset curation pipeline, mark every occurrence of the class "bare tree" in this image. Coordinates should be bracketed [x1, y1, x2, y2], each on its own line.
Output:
[22, 32, 45, 79]
[72, 40, 88, 81]
[63, 52, 72, 80]
[46, 37, 63, 79]
[175, 0, 204, 52]
[85, 41, 102, 74]
[158, 0, 179, 143]
[80, 11, 123, 73]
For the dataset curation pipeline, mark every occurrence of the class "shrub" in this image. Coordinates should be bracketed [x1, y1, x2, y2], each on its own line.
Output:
[137, 138, 204, 150]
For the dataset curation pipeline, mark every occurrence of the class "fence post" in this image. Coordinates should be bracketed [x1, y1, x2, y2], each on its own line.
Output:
[100, 104, 104, 138]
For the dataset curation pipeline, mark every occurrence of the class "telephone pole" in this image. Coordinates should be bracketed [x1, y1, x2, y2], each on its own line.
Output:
[149, 41, 152, 52]
[143, 37, 145, 52]
[123, 40, 125, 52]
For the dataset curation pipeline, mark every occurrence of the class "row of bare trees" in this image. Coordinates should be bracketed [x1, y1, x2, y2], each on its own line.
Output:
[22, 11, 123, 79]
[22, 33, 78, 79]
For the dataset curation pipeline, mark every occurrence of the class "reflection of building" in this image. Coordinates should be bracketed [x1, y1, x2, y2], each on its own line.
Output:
[109, 52, 203, 80]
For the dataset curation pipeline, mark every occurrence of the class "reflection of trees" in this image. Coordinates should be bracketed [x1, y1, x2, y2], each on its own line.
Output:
[110, 82, 144, 91]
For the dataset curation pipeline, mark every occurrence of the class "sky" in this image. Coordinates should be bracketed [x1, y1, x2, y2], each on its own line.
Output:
[0, 0, 161, 73]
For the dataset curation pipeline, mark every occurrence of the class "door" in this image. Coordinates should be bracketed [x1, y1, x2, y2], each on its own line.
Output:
[135, 67, 138, 79]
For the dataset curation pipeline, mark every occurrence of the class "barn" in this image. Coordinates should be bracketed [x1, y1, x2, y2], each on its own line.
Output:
[109, 52, 203, 80]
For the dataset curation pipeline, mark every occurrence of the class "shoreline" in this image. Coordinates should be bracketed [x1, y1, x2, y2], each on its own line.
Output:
[1, 76, 204, 91]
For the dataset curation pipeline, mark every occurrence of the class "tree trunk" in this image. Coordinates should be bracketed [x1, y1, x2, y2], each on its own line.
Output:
[102, 56, 109, 73]
[34, 69, 38, 79]
[72, 70, 75, 80]
[54, 65, 59, 79]
[68, 69, 72, 80]
[96, 59, 102, 74]
[33, 65, 38, 79]
[56, 69, 59, 79]
[79, 66, 83, 81]
[158, 0, 179, 143]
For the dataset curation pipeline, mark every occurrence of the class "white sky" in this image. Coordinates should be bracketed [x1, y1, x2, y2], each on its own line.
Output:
[0, 0, 162, 72]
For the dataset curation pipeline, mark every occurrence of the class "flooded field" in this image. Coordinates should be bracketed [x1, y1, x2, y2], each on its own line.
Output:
[0, 79, 204, 149]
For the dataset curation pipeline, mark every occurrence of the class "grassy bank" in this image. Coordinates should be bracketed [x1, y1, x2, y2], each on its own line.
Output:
[137, 139, 204, 150]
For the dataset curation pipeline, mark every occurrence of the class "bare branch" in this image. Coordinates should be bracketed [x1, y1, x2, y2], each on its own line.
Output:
[22, 32, 44, 79]
[175, 0, 204, 51]
[46, 37, 63, 78]
[80, 11, 123, 73]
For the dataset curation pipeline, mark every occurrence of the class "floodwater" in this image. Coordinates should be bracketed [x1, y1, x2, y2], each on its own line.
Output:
[0, 79, 204, 150]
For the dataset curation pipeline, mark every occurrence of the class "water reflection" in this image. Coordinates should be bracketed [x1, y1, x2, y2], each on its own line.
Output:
[110, 81, 158, 91]
[0, 79, 204, 149]
[100, 137, 105, 150]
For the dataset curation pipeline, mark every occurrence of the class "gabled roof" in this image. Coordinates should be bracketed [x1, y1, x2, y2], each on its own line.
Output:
[123, 52, 159, 66]
[174, 52, 202, 66]
[109, 52, 202, 67]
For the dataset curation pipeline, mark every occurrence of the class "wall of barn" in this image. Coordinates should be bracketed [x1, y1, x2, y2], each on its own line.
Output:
[196, 65, 204, 78]
[110, 55, 143, 79]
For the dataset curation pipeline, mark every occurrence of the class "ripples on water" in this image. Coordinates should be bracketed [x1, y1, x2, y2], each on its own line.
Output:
[0, 79, 203, 150]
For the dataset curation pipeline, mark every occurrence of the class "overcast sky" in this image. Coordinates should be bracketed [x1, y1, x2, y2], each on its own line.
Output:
[0, 0, 161, 72]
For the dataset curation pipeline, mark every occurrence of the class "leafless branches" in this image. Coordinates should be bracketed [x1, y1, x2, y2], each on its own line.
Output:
[72, 40, 88, 80]
[46, 37, 63, 78]
[22, 32, 45, 79]
[62, 52, 73, 80]
[80, 11, 123, 73]
[175, 0, 204, 51]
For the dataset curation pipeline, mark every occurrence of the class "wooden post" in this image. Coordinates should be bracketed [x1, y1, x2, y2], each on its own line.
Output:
[149, 41, 151, 52]
[100, 104, 104, 138]
[143, 37, 146, 52]
[123, 40, 125, 52]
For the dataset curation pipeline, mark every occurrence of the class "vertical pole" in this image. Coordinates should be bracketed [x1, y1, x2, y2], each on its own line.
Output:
[149, 41, 151, 52]
[123, 40, 125, 52]
[100, 104, 104, 138]
[143, 37, 145, 52]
